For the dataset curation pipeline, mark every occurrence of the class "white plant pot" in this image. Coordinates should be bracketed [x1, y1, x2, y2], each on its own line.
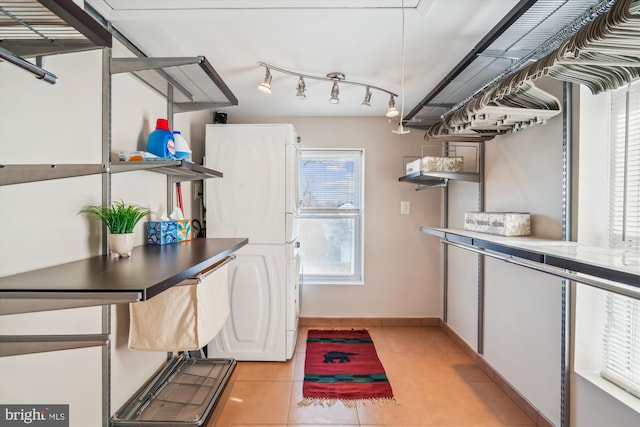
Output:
[108, 233, 135, 257]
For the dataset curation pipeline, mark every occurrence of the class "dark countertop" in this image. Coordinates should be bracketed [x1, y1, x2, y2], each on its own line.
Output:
[0, 238, 248, 301]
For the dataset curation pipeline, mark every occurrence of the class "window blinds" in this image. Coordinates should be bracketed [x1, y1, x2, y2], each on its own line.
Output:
[299, 150, 362, 210]
[603, 81, 640, 398]
[602, 294, 640, 398]
[609, 81, 640, 250]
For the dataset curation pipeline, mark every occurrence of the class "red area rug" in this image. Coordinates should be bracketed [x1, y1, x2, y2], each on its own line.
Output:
[300, 329, 395, 406]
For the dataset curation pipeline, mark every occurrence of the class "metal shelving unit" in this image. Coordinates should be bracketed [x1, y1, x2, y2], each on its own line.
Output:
[398, 143, 482, 190]
[0, 0, 112, 58]
[0, 5, 238, 427]
[0, 161, 223, 186]
[110, 56, 238, 113]
[0, 238, 248, 355]
[398, 170, 480, 187]
[111, 160, 223, 182]
[421, 227, 640, 298]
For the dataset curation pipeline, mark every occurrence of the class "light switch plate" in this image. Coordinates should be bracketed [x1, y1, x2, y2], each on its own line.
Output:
[401, 201, 410, 215]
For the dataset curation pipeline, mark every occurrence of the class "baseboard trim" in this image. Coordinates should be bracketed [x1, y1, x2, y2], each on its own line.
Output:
[298, 317, 553, 427]
[438, 320, 555, 427]
[298, 317, 440, 327]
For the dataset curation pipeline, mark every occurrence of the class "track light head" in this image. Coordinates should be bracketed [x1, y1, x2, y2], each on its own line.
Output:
[258, 67, 272, 94]
[386, 95, 399, 117]
[361, 86, 372, 109]
[296, 76, 306, 99]
[329, 80, 340, 104]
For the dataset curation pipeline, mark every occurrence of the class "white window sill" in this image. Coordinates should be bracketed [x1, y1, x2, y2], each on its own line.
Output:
[575, 368, 640, 414]
[303, 279, 364, 286]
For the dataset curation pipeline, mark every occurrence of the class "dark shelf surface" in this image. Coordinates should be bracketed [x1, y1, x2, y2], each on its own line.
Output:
[421, 227, 640, 289]
[399, 170, 480, 185]
[0, 238, 247, 301]
[0, 0, 112, 58]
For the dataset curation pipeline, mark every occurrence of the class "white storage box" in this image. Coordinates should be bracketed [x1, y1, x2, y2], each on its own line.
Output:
[406, 158, 422, 174]
[128, 261, 231, 352]
[464, 212, 531, 236]
[422, 156, 464, 172]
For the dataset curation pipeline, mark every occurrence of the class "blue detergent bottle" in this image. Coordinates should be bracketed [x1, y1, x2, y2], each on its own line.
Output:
[147, 118, 176, 159]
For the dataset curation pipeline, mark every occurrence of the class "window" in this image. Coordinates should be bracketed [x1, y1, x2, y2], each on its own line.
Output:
[298, 149, 363, 284]
[602, 81, 640, 398]
[609, 80, 640, 250]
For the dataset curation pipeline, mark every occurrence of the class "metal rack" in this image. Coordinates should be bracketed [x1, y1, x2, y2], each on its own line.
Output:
[0, 0, 112, 82]
[398, 143, 481, 190]
[405, 0, 615, 130]
[112, 356, 236, 427]
[110, 56, 238, 113]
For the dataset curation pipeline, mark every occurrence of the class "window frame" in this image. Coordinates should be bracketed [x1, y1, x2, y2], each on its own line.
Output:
[298, 148, 364, 285]
[602, 80, 640, 398]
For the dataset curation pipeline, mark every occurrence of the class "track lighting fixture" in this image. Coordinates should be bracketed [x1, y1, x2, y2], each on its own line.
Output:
[296, 76, 306, 99]
[386, 95, 399, 118]
[258, 67, 272, 94]
[329, 80, 340, 104]
[257, 62, 397, 117]
[361, 87, 372, 109]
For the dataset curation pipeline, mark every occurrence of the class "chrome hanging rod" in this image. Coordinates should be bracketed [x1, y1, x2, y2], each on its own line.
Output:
[257, 61, 397, 97]
[0, 47, 57, 84]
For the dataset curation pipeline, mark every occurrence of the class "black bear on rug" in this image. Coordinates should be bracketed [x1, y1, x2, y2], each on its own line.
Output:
[323, 351, 358, 363]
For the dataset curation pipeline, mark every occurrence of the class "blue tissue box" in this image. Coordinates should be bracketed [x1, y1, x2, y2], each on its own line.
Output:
[147, 221, 178, 245]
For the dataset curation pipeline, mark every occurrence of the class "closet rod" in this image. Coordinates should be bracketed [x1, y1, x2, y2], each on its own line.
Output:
[0, 47, 57, 84]
[444, 240, 640, 301]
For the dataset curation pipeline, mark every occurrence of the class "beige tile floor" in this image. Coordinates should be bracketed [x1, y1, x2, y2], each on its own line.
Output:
[208, 325, 536, 426]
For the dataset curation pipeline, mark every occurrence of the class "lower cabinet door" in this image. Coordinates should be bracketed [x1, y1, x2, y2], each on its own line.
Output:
[207, 244, 287, 361]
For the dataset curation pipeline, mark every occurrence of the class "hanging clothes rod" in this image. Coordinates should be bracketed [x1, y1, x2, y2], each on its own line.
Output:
[0, 47, 57, 84]
[444, 240, 640, 301]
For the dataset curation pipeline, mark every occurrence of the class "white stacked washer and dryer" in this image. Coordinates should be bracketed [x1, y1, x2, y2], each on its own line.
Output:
[204, 123, 301, 361]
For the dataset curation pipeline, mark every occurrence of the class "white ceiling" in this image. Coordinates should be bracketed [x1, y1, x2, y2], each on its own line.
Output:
[87, 0, 522, 122]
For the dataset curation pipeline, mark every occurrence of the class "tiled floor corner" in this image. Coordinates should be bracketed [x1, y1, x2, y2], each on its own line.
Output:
[208, 325, 536, 426]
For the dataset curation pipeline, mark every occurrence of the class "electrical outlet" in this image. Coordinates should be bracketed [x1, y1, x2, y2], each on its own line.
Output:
[401, 201, 410, 215]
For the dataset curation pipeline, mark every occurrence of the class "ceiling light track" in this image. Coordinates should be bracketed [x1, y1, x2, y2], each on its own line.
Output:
[257, 61, 399, 116]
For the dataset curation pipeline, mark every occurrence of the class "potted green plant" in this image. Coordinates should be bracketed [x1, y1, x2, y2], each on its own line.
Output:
[79, 200, 151, 257]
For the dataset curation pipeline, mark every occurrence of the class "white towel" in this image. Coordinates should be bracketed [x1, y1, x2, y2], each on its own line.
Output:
[128, 263, 230, 352]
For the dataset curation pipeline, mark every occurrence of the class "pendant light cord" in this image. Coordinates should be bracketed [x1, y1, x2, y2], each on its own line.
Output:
[400, 0, 406, 122]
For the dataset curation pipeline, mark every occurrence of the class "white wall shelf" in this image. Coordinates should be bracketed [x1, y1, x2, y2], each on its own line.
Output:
[421, 227, 640, 299]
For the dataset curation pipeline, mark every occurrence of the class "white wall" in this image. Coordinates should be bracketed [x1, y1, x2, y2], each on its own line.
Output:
[444, 77, 565, 426]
